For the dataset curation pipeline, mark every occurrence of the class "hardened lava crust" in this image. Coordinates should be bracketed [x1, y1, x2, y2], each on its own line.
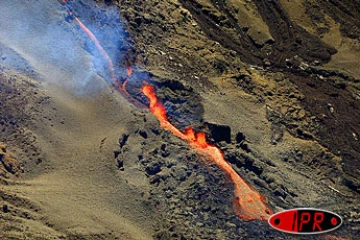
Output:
[0, 0, 359, 239]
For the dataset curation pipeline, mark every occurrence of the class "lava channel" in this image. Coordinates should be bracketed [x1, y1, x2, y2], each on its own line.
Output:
[61, 1, 143, 108]
[61, 0, 272, 221]
[142, 84, 273, 221]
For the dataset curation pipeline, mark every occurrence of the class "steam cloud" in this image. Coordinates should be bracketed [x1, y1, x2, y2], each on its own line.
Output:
[0, 0, 129, 94]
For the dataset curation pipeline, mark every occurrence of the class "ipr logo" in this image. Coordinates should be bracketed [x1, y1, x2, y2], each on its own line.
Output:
[268, 208, 343, 234]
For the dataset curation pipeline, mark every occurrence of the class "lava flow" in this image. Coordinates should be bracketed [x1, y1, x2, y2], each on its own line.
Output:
[61, 0, 272, 221]
[61, 1, 143, 108]
[142, 84, 273, 220]
[122, 66, 132, 95]
[62, 0, 116, 83]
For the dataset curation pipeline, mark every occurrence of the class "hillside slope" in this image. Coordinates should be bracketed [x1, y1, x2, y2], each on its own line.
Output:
[0, 0, 359, 239]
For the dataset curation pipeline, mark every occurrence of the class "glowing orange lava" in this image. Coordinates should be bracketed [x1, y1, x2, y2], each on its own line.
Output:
[122, 66, 132, 95]
[62, 0, 115, 83]
[61, 1, 145, 108]
[73, 18, 116, 82]
[61, 0, 272, 221]
[142, 83, 273, 220]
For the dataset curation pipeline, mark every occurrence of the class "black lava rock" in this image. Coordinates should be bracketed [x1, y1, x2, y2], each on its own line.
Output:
[146, 162, 162, 175]
[205, 122, 231, 143]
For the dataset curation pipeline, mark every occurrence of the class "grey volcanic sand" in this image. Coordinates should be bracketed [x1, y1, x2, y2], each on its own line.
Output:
[0, 0, 359, 239]
[0, 0, 153, 239]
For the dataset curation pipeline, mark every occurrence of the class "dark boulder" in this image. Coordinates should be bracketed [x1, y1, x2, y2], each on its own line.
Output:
[146, 162, 162, 175]
[204, 122, 231, 143]
[235, 132, 245, 143]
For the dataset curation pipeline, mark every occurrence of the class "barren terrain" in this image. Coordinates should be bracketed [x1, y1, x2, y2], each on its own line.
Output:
[0, 0, 359, 239]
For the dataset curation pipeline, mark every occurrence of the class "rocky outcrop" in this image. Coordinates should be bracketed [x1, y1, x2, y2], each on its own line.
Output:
[0, 142, 22, 176]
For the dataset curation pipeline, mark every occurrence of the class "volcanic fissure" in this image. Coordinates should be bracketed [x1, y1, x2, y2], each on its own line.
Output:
[62, 0, 272, 221]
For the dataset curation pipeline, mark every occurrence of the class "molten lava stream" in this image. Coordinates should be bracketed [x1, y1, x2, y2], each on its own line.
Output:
[61, 2, 145, 108]
[142, 84, 273, 221]
[62, 0, 271, 220]
[122, 67, 133, 95]
[61, 1, 116, 83]
[74, 18, 117, 83]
